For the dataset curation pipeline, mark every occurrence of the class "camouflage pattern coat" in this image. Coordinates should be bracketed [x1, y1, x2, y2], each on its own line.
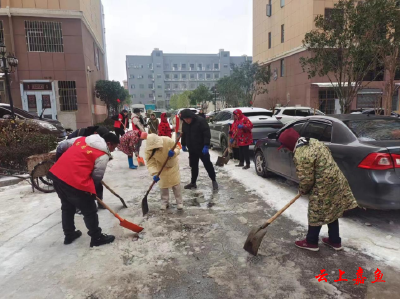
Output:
[293, 138, 358, 226]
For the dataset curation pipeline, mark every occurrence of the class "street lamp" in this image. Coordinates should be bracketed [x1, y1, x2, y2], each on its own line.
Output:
[211, 85, 219, 112]
[0, 43, 19, 118]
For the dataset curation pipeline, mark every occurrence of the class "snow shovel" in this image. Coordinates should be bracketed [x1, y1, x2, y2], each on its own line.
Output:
[243, 193, 301, 256]
[215, 147, 230, 167]
[141, 135, 182, 216]
[101, 181, 128, 208]
[96, 196, 144, 233]
[137, 156, 146, 167]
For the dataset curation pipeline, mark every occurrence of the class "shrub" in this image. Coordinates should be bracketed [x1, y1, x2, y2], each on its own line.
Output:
[0, 119, 58, 172]
[95, 118, 115, 132]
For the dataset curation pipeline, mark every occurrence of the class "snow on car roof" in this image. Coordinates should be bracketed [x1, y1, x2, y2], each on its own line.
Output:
[222, 107, 272, 113]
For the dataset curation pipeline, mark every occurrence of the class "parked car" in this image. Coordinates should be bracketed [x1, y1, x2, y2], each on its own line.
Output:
[209, 107, 284, 152]
[351, 108, 399, 117]
[0, 104, 66, 140]
[254, 114, 400, 210]
[206, 110, 218, 122]
[168, 108, 199, 127]
[274, 106, 325, 124]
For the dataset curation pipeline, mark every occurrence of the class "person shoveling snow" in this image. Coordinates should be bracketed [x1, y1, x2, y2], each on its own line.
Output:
[143, 133, 183, 210]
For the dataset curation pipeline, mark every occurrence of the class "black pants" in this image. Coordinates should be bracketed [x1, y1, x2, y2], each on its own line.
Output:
[189, 151, 216, 184]
[115, 128, 125, 139]
[52, 178, 102, 238]
[306, 219, 341, 245]
[239, 145, 250, 166]
[233, 148, 240, 160]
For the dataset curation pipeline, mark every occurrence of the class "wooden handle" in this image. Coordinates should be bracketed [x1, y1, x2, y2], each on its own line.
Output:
[96, 196, 117, 217]
[261, 193, 301, 229]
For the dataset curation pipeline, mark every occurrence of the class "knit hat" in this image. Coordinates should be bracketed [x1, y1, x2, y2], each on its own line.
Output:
[96, 126, 109, 137]
[277, 128, 300, 152]
[140, 132, 148, 140]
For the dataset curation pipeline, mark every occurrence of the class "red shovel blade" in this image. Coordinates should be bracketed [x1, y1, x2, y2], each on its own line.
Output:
[116, 213, 144, 233]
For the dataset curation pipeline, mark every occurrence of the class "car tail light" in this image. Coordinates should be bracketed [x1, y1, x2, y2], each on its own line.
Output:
[358, 153, 400, 170]
[276, 116, 282, 120]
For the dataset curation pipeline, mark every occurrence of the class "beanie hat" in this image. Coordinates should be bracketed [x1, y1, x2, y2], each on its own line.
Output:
[103, 133, 120, 144]
[96, 126, 110, 137]
[277, 128, 300, 152]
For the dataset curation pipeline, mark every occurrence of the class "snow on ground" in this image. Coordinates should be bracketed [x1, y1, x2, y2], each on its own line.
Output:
[209, 150, 400, 270]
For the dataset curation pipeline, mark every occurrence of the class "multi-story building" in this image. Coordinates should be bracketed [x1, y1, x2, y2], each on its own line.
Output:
[123, 80, 128, 90]
[0, 0, 108, 130]
[253, 0, 400, 113]
[126, 49, 252, 109]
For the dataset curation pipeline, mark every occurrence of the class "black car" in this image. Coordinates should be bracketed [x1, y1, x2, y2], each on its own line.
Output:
[0, 104, 66, 140]
[209, 107, 284, 152]
[254, 115, 400, 210]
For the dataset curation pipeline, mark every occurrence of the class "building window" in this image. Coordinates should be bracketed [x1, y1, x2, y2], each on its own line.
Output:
[281, 25, 285, 43]
[166, 93, 171, 98]
[165, 84, 170, 89]
[174, 84, 179, 89]
[130, 75, 135, 79]
[280, 59, 285, 77]
[267, 0, 272, 17]
[223, 52, 228, 57]
[190, 83, 196, 89]
[157, 85, 162, 89]
[140, 94, 145, 98]
[214, 63, 219, 70]
[198, 73, 204, 79]
[148, 84, 153, 88]
[156, 63, 161, 68]
[173, 63, 178, 70]
[137, 75, 143, 79]
[214, 74, 219, 79]
[94, 43, 100, 70]
[190, 64, 195, 70]
[183, 84, 187, 89]
[198, 63, 202, 70]
[157, 74, 162, 79]
[131, 84, 135, 89]
[148, 74, 153, 79]
[181, 63, 186, 69]
[206, 64, 211, 70]
[149, 94, 153, 98]
[174, 74, 179, 79]
[224, 64, 228, 68]
[58, 81, 77, 111]
[281, 0, 285, 8]
[139, 84, 144, 89]
[190, 74, 195, 79]
[158, 95, 162, 98]
[206, 74, 211, 79]
[165, 74, 170, 79]
[319, 89, 336, 114]
[148, 63, 153, 69]
[25, 20, 63, 52]
[156, 52, 161, 57]
[268, 32, 272, 49]
[182, 74, 187, 79]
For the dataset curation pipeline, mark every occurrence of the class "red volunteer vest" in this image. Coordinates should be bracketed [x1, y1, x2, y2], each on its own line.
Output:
[131, 116, 140, 132]
[50, 137, 106, 193]
[114, 113, 125, 129]
[175, 115, 180, 133]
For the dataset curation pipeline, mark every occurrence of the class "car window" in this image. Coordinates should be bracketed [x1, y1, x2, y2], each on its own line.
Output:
[282, 109, 296, 116]
[213, 112, 223, 122]
[0, 107, 11, 118]
[13, 107, 36, 118]
[243, 111, 273, 117]
[344, 118, 400, 141]
[302, 122, 332, 142]
[292, 122, 306, 134]
[296, 109, 310, 117]
[274, 109, 281, 115]
[310, 109, 325, 115]
[220, 112, 232, 121]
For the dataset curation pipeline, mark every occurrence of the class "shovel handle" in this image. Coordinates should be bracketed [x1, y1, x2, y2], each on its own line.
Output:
[96, 196, 117, 217]
[261, 193, 301, 229]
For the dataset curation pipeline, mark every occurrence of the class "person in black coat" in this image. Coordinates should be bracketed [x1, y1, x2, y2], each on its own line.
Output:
[180, 109, 218, 190]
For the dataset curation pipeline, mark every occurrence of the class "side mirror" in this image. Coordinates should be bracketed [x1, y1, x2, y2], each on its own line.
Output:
[268, 132, 278, 139]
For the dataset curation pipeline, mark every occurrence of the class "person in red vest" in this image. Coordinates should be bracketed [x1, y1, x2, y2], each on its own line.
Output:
[47, 133, 120, 247]
[113, 110, 128, 139]
[158, 112, 172, 137]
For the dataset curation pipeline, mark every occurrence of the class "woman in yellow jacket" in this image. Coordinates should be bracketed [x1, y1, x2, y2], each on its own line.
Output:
[143, 133, 183, 210]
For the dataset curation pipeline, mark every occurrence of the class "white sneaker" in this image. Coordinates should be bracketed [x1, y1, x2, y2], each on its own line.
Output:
[177, 204, 184, 210]
[160, 203, 169, 210]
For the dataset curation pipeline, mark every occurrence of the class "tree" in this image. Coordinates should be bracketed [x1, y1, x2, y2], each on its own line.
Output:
[360, 0, 400, 115]
[189, 84, 212, 110]
[95, 80, 126, 116]
[300, 0, 382, 113]
[169, 94, 179, 110]
[230, 61, 271, 106]
[177, 91, 192, 109]
[216, 76, 242, 107]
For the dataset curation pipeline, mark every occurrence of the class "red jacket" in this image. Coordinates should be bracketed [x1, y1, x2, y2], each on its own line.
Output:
[114, 113, 127, 129]
[232, 109, 253, 147]
[158, 113, 172, 137]
[49, 137, 107, 194]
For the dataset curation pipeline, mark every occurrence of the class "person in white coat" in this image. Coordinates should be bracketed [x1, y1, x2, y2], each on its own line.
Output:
[143, 133, 183, 210]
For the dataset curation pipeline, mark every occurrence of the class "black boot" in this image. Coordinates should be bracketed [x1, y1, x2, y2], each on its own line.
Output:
[242, 164, 250, 170]
[184, 183, 197, 189]
[64, 230, 82, 245]
[212, 181, 219, 190]
[90, 233, 115, 247]
[235, 164, 244, 167]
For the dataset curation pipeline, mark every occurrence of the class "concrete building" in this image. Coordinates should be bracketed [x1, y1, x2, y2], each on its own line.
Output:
[0, 0, 108, 130]
[123, 80, 128, 90]
[126, 49, 252, 109]
[253, 0, 400, 113]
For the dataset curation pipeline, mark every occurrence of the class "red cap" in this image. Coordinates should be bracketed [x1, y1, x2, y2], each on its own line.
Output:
[277, 128, 300, 152]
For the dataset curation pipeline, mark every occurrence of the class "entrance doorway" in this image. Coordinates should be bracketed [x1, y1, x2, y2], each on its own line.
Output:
[21, 81, 57, 120]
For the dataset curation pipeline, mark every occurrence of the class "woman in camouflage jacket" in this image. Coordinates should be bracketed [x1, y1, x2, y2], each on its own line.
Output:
[278, 128, 358, 252]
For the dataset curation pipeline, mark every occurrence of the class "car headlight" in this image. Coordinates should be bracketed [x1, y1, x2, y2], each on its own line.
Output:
[41, 122, 58, 131]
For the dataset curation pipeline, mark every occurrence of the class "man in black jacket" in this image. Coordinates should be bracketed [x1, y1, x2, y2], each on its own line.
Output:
[180, 109, 218, 190]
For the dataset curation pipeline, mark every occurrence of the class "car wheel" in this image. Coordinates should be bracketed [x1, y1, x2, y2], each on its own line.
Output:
[220, 137, 228, 154]
[255, 150, 271, 178]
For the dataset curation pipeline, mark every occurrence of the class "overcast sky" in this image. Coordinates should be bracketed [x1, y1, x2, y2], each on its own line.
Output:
[102, 0, 252, 84]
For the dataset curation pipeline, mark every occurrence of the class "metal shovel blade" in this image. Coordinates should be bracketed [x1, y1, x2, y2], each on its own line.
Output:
[119, 217, 144, 233]
[224, 155, 230, 165]
[215, 156, 226, 167]
[243, 223, 271, 256]
[142, 195, 149, 216]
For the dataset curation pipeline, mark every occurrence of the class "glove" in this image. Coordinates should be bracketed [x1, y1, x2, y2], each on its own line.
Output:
[238, 124, 244, 129]
[153, 175, 160, 183]
[230, 138, 234, 144]
[182, 146, 188, 152]
[202, 145, 209, 155]
[168, 150, 175, 157]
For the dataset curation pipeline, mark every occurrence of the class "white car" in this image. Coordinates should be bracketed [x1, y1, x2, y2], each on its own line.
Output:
[273, 106, 325, 124]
